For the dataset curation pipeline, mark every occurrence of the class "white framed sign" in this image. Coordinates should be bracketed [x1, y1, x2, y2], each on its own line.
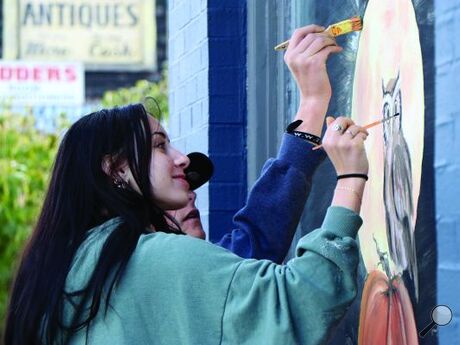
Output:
[0, 61, 84, 106]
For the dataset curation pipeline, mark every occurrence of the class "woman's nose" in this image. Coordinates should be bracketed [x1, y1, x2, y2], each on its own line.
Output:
[173, 148, 190, 169]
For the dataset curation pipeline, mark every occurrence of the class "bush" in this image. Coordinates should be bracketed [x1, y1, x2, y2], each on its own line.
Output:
[101, 68, 168, 122]
[0, 109, 60, 338]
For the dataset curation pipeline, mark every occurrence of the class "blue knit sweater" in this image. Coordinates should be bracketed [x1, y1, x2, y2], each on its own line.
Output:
[216, 133, 326, 263]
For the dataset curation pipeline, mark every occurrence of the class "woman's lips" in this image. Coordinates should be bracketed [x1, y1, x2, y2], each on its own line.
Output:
[173, 175, 190, 189]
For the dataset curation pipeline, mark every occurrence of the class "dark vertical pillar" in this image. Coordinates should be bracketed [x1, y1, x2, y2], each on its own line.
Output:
[207, 0, 247, 242]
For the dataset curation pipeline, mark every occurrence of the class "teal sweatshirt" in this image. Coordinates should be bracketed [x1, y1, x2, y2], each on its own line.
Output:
[62, 206, 362, 345]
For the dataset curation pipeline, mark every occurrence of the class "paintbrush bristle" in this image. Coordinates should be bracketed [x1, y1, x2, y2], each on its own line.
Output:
[351, 16, 362, 31]
[326, 16, 363, 37]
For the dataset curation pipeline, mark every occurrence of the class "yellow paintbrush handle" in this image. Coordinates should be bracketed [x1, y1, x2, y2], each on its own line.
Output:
[274, 16, 362, 51]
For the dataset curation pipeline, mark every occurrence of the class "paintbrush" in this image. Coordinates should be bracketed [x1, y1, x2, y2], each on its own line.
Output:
[274, 16, 363, 51]
[311, 113, 400, 151]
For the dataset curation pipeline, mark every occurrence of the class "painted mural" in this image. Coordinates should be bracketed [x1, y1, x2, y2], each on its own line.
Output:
[352, 0, 424, 344]
[294, 0, 436, 344]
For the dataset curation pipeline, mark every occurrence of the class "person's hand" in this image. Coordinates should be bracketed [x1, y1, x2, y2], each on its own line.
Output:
[322, 116, 369, 175]
[283, 25, 343, 135]
[322, 116, 369, 213]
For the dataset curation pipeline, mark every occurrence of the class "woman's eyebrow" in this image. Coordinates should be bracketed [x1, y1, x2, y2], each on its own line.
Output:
[152, 132, 170, 142]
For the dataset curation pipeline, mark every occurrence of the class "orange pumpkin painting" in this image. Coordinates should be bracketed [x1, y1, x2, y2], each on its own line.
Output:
[359, 270, 419, 345]
[357, 240, 419, 345]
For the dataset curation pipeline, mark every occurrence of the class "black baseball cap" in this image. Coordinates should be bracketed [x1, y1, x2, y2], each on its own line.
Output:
[185, 152, 214, 190]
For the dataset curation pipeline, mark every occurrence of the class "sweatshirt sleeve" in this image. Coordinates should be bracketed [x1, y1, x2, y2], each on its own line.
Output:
[125, 206, 361, 345]
[215, 133, 326, 263]
[220, 206, 362, 345]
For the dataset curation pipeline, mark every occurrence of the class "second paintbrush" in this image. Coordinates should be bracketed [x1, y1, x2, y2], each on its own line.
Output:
[274, 16, 362, 51]
[311, 113, 400, 151]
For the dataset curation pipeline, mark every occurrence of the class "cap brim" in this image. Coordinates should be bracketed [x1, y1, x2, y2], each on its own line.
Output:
[185, 152, 214, 190]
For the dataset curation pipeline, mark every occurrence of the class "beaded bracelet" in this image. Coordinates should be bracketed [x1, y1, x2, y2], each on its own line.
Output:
[335, 186, 362, 201]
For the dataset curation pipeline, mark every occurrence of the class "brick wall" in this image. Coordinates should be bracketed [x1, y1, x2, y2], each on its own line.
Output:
[168, 0, 247, 239]
[168, 0, 210, 232]
[435, 0, 460, 342]
[207, 0, 247, 242]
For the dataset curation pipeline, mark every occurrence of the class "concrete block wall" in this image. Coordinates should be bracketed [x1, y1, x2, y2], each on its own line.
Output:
[435, 0, 460, 342]
[168, 0, 247, 240]
[168, 0, 210, 232]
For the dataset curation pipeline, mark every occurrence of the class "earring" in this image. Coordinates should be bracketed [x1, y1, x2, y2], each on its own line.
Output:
[113, 178, 128, 189]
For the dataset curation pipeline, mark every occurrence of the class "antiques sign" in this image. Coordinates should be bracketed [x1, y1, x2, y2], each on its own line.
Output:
[2, 0, 157, 71]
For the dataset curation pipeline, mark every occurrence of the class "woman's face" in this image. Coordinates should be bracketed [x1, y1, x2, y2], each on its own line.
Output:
[147, 117, 191, 210]
[166, 191, 206, 239]
[124, 117, 190, 210]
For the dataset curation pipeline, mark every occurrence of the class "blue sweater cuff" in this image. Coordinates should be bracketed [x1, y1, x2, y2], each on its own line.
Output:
[321, 206, 363, 239]
[279, 133, 326, 174]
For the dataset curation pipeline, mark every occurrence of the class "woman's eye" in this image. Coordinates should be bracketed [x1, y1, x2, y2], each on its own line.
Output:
[154, 142, 166, 150]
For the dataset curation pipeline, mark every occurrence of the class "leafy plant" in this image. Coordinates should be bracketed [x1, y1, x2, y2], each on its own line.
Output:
[0, 108, 60, 338]
[101, 68, 168, 122]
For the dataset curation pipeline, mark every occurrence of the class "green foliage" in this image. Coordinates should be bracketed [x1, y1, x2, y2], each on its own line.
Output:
[0, 109, 60, 338]
[101, 69, 168, 122]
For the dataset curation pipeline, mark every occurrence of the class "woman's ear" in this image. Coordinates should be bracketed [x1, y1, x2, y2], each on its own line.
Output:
[102, 155, 140, 192]
[102, 155, 130, 181]
[116, 166, 130, 183]
[101, 154, 113, 177]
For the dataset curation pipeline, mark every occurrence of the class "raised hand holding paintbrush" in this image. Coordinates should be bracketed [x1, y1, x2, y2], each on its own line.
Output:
[284, 24, 343, 136]
[312, 113, 400, 151]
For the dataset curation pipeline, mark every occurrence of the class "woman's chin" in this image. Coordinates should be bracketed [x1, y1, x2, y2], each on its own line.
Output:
[158, 197, 189, 211]
[183, 224, 206, 239]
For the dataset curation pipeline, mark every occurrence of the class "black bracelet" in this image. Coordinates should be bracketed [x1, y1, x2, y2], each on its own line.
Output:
[285, 120, 322, 145]
[291, 131, 321, 145]
[337, 174, 368, 181]
[286, 120, 303, 132]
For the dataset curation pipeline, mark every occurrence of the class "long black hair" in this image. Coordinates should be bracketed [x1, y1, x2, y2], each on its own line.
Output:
[5, 104, 182, 344]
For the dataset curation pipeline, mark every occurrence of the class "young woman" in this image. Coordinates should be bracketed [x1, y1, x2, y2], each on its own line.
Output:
[5, 25, 369, 345]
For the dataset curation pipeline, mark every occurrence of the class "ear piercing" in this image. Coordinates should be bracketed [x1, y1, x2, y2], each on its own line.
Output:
[113, 178, 128, 189]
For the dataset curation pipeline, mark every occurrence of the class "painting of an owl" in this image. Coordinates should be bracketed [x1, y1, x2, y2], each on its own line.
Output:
[382, 72, 418, 299]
